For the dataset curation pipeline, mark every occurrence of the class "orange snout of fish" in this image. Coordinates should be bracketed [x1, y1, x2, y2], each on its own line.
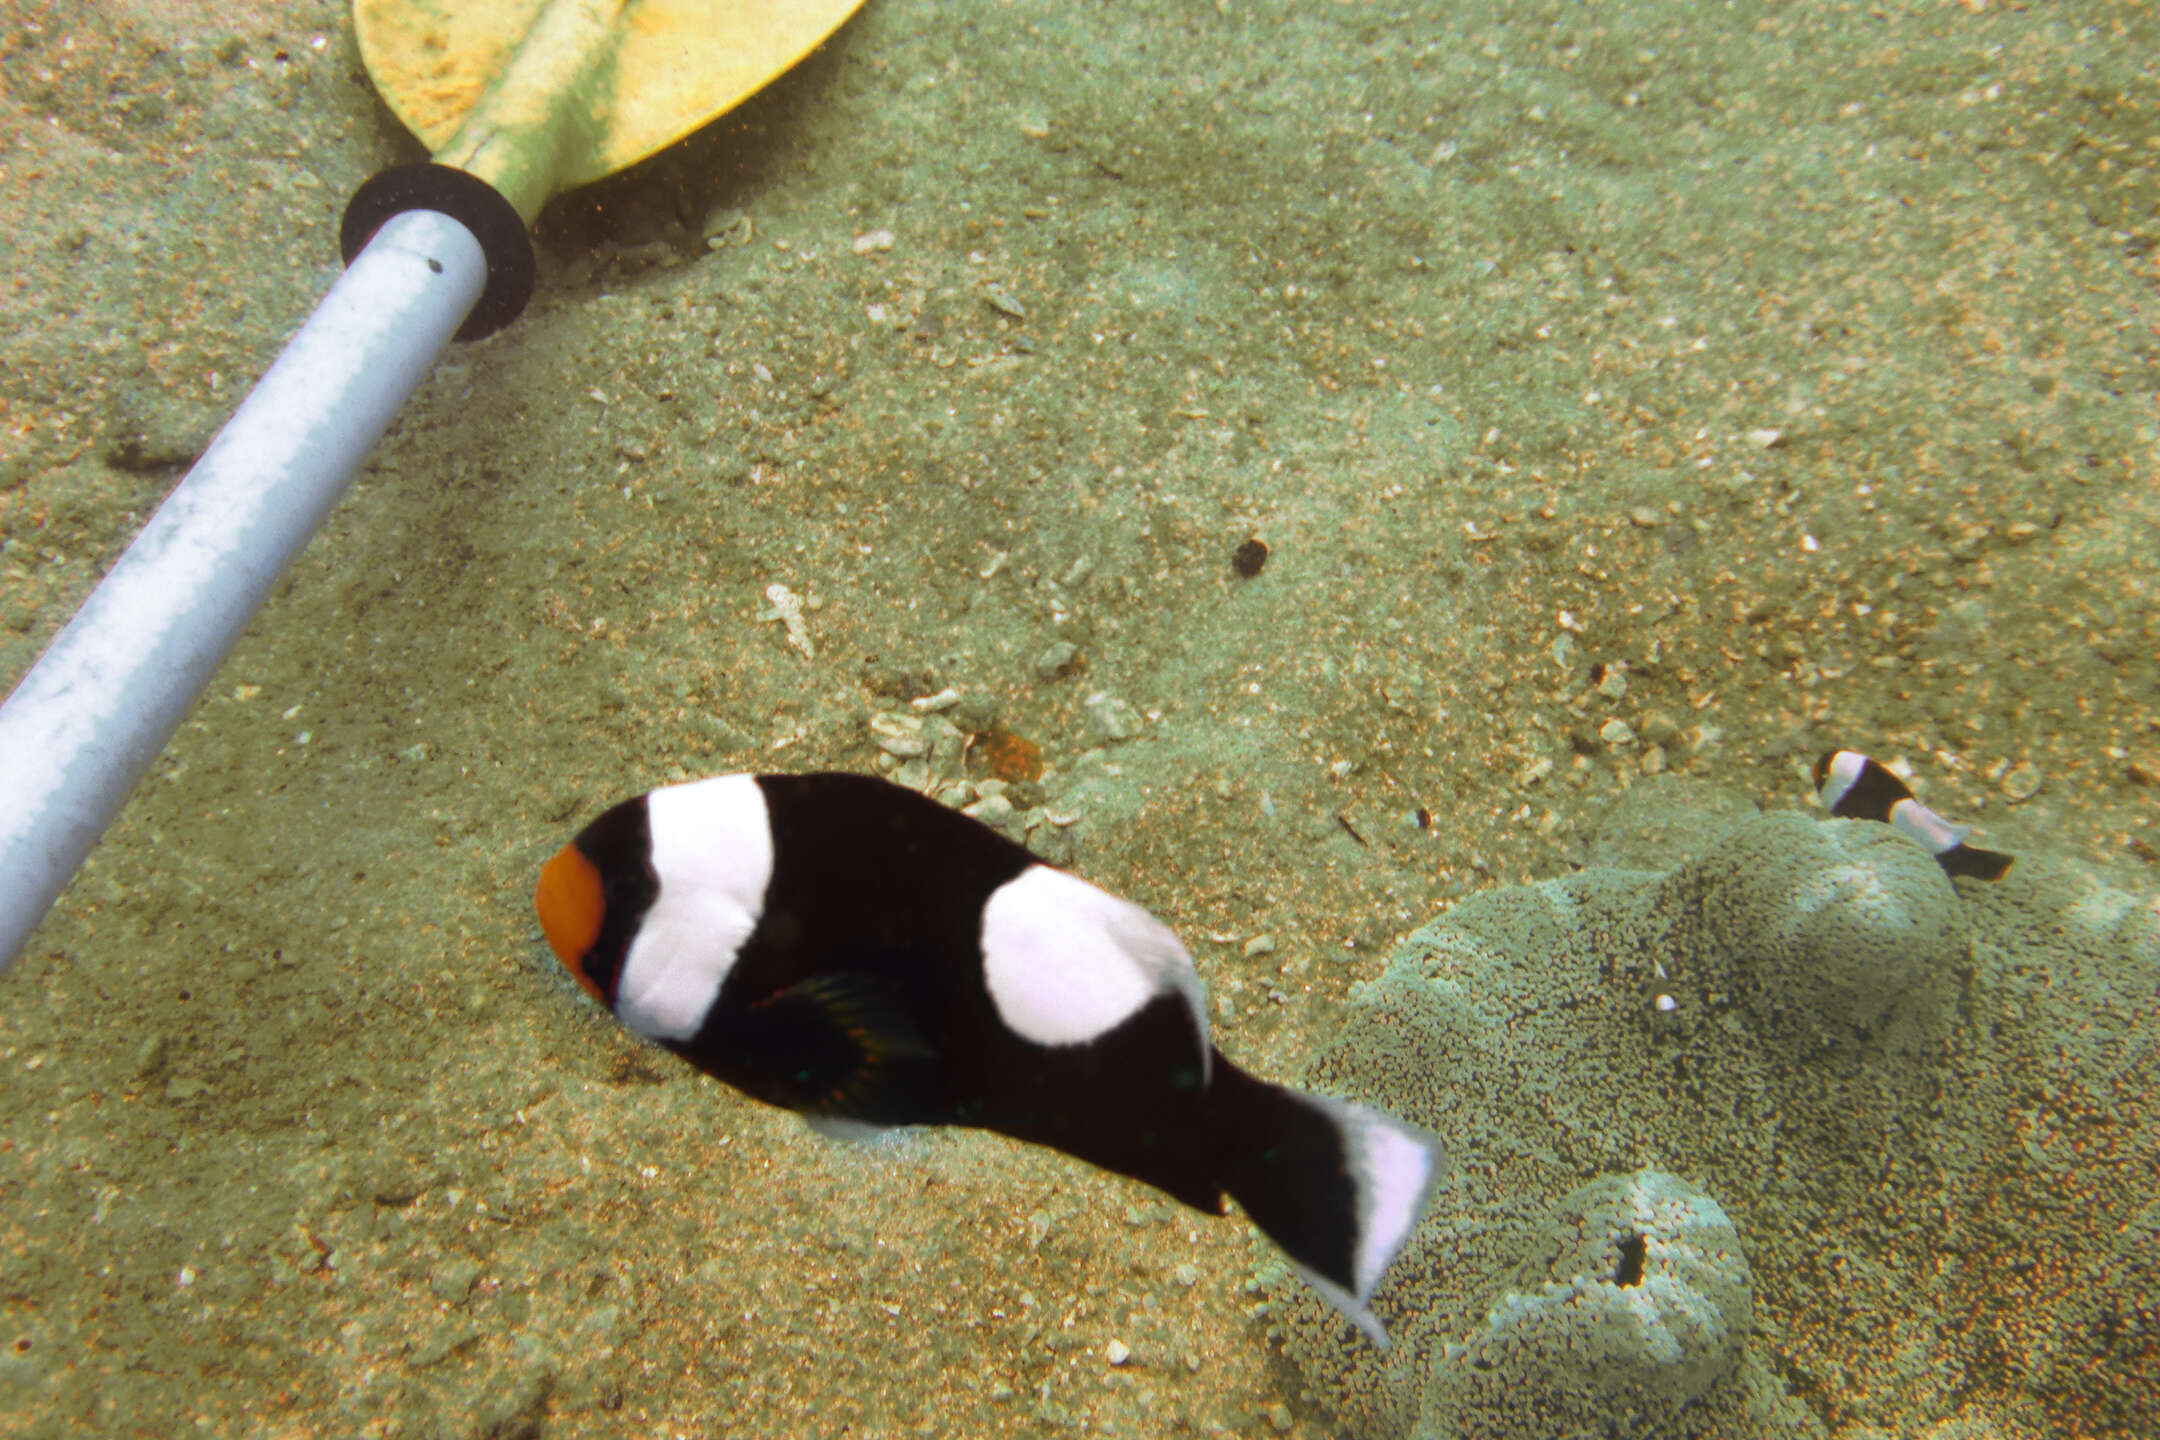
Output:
[534, 844, 607, 1003]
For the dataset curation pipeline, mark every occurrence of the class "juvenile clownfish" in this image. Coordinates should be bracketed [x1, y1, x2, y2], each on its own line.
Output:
[534, 771, 1443, 1346]
[1813, 749, 2014, 881]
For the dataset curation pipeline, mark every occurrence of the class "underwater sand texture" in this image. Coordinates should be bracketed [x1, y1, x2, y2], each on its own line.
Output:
[1, 0, 2155, 1436]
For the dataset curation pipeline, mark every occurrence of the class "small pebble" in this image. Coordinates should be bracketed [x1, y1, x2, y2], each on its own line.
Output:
[2001, 763, 2043, 802]
[430, 1257, 481, 1303]
[952, 692, 1001, 731]
[1105, 1339, 1131, 1366]
[1231, 538, 1270, 577]
[869, 711, 928, 757]
[851, 229, 895, 254]
[1599, 718, 1636, 746]
[758, 583, 815, 660]
[1034, 640, 1080, 680]
[409, 1321, 478, 1369]
[963, 793, 1021, 835]
[1084, 693, 1141, 742]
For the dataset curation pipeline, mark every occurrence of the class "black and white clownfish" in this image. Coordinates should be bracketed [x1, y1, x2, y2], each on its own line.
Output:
[1813, 749, 2015, 881]
[534, 770, 1443, 1345]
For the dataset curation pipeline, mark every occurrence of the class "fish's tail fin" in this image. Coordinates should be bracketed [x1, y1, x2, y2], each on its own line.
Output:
[1206, 1057, 1444, 1347]
[1940, 842, 2015, 881]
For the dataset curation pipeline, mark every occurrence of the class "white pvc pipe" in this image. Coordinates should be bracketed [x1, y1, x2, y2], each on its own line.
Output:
[0, 208, 488, 970]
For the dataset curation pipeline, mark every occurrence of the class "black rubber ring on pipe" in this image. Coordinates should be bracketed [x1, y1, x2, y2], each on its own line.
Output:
[340, 163, 537, 342]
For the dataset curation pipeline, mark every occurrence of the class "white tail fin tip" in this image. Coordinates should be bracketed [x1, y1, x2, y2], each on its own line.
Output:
[1344, 1106, 1443, 1298]
[1291, 1093, 1445, 1344]
[1297, 1263, 1393, 1349]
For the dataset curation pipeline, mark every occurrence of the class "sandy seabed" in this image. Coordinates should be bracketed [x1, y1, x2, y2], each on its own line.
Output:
[2, 1, 2155, 1436]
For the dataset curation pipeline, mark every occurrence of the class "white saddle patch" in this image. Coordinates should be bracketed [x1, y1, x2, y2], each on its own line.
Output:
[1888, 796, 1967, 854]
[614, 774, 774, 1041]
[979, 865, 1207, 1054]
[1818, 750, 1866, 810]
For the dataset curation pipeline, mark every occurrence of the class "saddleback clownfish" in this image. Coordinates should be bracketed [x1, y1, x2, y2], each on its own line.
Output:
[1814, 749, 2014, 881]
[535, 770, 1443, 1345]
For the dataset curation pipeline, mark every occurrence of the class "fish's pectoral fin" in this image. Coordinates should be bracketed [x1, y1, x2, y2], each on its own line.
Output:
[724, 971, 941, 1123]
[803, 1112, 900, 1144]
[776, 971, 939, 1061]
